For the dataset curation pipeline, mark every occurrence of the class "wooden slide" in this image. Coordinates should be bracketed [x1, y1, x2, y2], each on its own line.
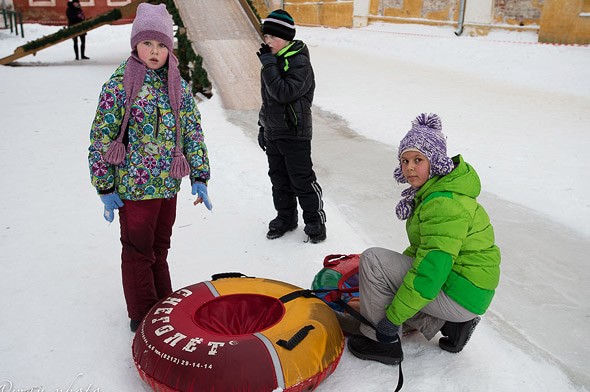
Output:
[175, 0, 264, 110]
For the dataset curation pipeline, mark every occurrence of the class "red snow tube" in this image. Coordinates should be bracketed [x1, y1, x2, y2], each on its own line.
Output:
[132, 274, 344, 392]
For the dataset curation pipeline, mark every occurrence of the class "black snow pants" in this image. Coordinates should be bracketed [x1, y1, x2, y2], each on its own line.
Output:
[265, 138, 326, 225]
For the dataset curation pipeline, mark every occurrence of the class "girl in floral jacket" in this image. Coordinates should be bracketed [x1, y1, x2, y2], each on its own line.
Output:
[88, 4, 210, 332]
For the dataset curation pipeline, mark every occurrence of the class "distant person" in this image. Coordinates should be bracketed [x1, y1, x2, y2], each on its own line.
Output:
[256, 9, 327, 243]
[87, 3, 211, 332]
[66, 0, 89, 60]
[347, 113, 501, 365]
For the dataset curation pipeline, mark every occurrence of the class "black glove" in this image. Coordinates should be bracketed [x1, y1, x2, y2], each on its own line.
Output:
[257, 127, 266, 151]
[376, 317, 400, 343]
[257, 43, 271, 56]
[256, 43, 276, 66]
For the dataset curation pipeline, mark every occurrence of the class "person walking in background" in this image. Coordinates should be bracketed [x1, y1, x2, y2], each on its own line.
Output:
[347, 113, 501, 365]
[256, 9, 327, 244]
[66, 0, 89, 60]
[88, 3, 211, 332]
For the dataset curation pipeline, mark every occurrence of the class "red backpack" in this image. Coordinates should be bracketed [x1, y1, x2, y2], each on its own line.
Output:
[311, 254, 360, 312]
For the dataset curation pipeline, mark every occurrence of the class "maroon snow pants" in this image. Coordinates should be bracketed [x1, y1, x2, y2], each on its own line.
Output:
[118, 196, 176, 321]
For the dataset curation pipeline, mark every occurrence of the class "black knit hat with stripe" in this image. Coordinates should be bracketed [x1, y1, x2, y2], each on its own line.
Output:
[262, 9, 296, 41]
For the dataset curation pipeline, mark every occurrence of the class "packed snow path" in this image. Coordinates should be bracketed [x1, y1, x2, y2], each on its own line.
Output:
[173, 1, 589, 386]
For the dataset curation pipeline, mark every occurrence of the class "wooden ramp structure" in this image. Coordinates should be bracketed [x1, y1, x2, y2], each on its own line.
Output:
[175, 0, 264, 110]
[0, 0, 143, 65]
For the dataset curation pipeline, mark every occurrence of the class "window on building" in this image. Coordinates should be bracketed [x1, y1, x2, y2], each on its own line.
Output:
[107, 0, 132, 5]
[29, 0, 56, 6]
[582, 0, 590, 16]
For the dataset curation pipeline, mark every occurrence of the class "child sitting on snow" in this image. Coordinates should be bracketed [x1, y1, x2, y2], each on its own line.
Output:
[348, 113, 501, 365]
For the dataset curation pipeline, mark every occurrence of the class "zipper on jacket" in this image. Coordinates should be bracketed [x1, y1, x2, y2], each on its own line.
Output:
[155, 105, 160, 139]
[285, 103, 299, 134]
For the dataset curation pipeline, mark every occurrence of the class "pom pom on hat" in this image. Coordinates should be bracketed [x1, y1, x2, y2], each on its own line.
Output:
[262, 9, 296, 41]
[131, 3, 174, 51]
[392, 113, 455, 220]
[393, 113, 455, 184]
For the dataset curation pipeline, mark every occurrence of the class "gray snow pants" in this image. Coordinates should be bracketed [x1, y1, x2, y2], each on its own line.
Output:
[358, 247, 477, 341]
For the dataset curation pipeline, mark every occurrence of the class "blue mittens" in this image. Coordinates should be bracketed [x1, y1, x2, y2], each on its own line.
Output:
[100, 193, 124, 222]
[192, 182, 212, 211]
[376, 317, 400, 343]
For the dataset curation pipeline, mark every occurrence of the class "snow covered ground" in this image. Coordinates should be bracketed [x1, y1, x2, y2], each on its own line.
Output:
[0, 20, 588, 392]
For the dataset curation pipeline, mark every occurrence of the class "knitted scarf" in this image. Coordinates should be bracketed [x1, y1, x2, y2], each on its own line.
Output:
[103, 52, 189, 179]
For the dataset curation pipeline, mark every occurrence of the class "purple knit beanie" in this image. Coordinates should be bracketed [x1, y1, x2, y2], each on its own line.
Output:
[131, 3, 174, 52]
[393, 113, 454, 184]
[104, 3, 190, 179]
[393, 113, 455, 220]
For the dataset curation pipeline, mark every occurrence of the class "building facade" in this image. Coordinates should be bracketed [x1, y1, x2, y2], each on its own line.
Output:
[7, 0, 590, 44]
[257, 0, 590, 44]
[10, 0, 133, 25]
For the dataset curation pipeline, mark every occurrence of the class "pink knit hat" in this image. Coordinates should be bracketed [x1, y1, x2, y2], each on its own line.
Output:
[131, 3, 174, 52]
[104, 3, 190, 179]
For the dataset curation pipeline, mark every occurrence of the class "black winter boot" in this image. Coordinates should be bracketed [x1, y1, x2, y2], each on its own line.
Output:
[81, 41, 89, 59]
[439, 316, 480, 353]
[304, 222, 326, 243]
[130, 319, 141, 332]
[267, 215, 298, 239]
[348, 335, 403, 365]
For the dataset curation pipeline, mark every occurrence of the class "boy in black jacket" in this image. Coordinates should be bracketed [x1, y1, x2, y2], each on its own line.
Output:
[256, 9, 327, 243]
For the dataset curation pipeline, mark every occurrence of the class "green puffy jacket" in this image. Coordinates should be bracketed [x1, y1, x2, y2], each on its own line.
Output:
[386, 155, 501, 325]
[88, 61, 210, 200]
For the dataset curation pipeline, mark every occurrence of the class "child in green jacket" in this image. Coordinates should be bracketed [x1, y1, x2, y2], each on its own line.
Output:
[348, 113, 501, 365]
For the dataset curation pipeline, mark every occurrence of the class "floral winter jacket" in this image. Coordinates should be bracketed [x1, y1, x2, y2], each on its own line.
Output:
[88, 61, 210, 201]
[386, 155, 501, 326]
